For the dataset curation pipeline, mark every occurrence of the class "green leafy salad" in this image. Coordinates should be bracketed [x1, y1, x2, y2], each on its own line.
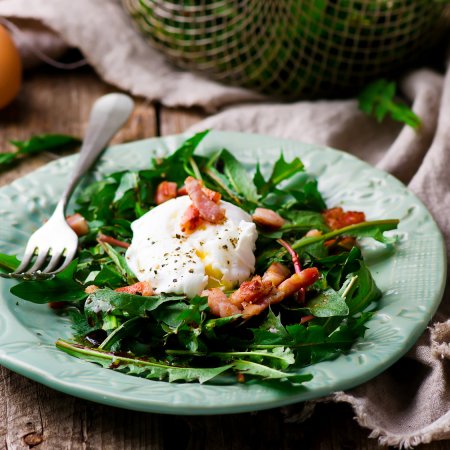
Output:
[0, 131, 399, 385]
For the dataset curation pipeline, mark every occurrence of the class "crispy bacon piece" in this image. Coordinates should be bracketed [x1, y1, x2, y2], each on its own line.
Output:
[323, 207, 365, 230]
[262, 262, 290, 286]
[252, 208, 285, 229]
[155, 181, 177, 205]
[184, 176, 225, 224]
[229, 276, 275, 307]
[277, 268, 319, 297]
[203, 187, 221, 203]
[206, 288, 241, 317]
[207, 266, 320, 319]
[115, 281, 153, 296]
[180, 204, 203, 233]
[177, 184, 221, 203]
[206, 264, 290, 318]
[305, 229, 322, 238]
[241, 268, 320, 318]
[66, 213, 89, 236]
[338, 236, 357, 249]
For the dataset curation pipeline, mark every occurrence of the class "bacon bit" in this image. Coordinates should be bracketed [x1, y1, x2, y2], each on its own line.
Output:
[252, 208, 285, 229]
[97, 233, 130, 249]
[85, 285, 99, 294]
[300, 315, 315, 324]
[241, 302, 269, 318]
[185, 176, 225, 224]
[206, 288, 242, 317]
[155, 181, 177, 205]
[66, 213, 89, 236]
[202, 187, 221, 203]
[262, 263, 290, 286]
[305, 229, 322, 237]
[229, 276, 275, 306]
[207, 266, 320, 319]
[323, 207, 365, 230]
[277, 268, 319, 297]
[178, 184, 220, 203]
[324, 236, 357, 252]
[180, 204, 203, 233]
[241, 269, 319, 319]
[337, 236, 357, 250]
[115, 281, 153, 296]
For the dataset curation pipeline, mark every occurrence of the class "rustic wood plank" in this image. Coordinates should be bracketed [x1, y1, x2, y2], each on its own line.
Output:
[0, 66, 156, 188]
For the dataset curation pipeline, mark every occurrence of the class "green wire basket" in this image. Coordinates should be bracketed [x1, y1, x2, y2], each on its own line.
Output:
[123, 0, 449, 99]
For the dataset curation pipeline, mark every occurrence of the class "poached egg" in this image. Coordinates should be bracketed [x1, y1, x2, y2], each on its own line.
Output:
[125, 196, 258, 298]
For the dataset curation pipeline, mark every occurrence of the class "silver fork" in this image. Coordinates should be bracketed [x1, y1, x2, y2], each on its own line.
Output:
[5, 93, 134, 281]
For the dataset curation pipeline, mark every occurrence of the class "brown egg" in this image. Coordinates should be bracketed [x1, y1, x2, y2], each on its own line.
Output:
[0, 25, 22, 109]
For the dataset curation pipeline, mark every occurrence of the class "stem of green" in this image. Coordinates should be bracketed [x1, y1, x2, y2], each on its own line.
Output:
[204, 167, 242, 205]
[341, 276, 358, 299]
[189, 157, 202, 181]
[276, 219, 399, 258]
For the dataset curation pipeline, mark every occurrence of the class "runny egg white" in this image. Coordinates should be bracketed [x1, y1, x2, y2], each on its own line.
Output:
[125, 196, 258, 298]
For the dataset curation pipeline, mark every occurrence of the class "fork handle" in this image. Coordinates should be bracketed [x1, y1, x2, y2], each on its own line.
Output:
[58, 93, 134, 212]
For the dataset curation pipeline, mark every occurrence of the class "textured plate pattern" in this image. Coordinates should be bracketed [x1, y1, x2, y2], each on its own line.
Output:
[0, 131, 446, 414]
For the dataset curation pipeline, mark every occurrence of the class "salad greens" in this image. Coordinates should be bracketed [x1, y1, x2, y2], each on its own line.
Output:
[2, 131, 399, 385]
[358, 79, 421, 130]
[0, 134, 80, 168]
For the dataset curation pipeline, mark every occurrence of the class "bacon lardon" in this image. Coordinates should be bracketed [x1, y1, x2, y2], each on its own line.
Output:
[322, 207, 365, 230]
[155, 181, 177, 205]
[205, 264, 319, 319]
[115, 281, 154, 296]
[252, 207, 285, 229]
[184, 176, 225, 224]
[180, 204, 202, 233]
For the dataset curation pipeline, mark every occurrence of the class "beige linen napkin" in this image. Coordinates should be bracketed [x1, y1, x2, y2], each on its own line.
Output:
[1, 0, 450, 447]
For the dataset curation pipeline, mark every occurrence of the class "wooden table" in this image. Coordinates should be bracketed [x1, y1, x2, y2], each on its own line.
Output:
[0, 66, 447, 450]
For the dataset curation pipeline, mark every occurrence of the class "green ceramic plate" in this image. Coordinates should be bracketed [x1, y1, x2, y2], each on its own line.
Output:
[0, 131, 446, 415]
